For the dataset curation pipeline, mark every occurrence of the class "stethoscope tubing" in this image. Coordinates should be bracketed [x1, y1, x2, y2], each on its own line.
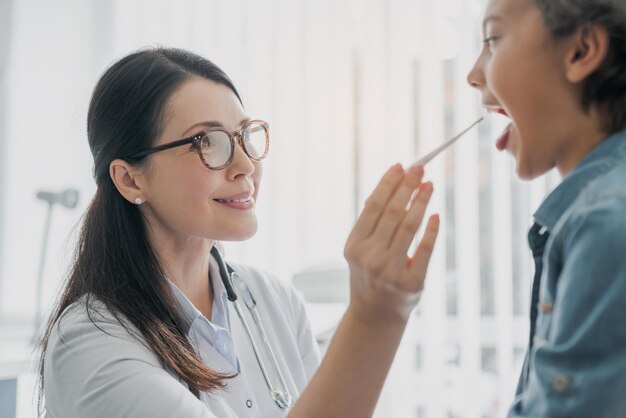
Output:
[251, 306, 292, 408]
[210, 246, 292, 410]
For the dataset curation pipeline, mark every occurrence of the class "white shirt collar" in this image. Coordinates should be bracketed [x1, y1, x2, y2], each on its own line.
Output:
[166, 253, 231, 335]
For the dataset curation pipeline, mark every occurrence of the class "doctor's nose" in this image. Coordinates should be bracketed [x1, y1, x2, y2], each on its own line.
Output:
[227, 141, 256, 179]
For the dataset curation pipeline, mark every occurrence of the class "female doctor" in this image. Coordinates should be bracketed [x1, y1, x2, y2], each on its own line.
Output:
[37, 47, 440, 418]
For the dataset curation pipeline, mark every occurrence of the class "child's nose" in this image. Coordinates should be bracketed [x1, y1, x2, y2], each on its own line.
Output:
[467, 60, 485, 89]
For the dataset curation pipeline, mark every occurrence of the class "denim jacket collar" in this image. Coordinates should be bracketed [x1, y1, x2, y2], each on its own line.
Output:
[533, 129, 626, 231]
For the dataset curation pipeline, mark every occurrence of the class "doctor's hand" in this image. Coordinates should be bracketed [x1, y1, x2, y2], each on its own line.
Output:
[291, 163, 439, 418]
[344, 163, 439, 324]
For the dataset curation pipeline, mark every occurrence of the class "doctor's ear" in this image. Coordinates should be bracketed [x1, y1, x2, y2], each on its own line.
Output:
[565, 23, 610, 84]
[109, 159, 148, 205]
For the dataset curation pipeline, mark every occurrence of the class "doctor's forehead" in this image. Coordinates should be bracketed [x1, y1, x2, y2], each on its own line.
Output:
[159, 77, 246, 141]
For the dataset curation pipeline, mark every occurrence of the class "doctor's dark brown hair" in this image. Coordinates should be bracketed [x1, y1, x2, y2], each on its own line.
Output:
[534, 0, 626, 133]
[36, 47, 242, 411]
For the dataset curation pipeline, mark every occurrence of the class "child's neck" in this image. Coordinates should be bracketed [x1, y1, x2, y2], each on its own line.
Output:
[556, 106, 610, 177]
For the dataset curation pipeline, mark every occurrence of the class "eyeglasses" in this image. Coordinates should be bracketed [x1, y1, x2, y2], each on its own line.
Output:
[128, 119, 269, 170]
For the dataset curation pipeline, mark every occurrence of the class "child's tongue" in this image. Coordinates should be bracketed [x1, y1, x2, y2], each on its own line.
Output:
[496, 123, 512, 151]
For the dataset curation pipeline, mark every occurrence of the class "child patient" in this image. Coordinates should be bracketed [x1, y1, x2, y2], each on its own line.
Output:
[467, 0, 626, 416]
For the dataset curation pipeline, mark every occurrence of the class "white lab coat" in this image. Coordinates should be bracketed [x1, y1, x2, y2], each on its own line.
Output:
[43, 262, 321, 418]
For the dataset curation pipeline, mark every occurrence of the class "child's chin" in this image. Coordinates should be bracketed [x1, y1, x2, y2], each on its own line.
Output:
[515, 158, 549, 181]
[516, 168, 537, 181]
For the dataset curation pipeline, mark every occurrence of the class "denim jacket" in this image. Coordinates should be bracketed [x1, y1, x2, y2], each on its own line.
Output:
[510, 130, 626, 417]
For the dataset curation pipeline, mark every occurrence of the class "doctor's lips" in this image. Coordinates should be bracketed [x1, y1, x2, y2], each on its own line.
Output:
[214, 191, 255, 210]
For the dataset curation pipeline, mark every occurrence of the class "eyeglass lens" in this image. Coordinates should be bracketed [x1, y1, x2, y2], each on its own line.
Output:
[199, 122, 267, 168]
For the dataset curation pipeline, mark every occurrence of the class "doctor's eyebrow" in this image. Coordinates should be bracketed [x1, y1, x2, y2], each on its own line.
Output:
[181, 118, 251, 137]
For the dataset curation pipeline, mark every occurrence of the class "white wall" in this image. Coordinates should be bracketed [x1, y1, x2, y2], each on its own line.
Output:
[1, 0, 99, 319]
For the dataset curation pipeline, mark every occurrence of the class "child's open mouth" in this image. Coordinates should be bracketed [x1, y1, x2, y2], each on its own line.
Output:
[494, 108, 512, 151]
[496, 123, 512, 151]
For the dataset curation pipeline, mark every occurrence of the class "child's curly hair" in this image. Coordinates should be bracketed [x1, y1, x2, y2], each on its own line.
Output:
[535, 0, 626, 133]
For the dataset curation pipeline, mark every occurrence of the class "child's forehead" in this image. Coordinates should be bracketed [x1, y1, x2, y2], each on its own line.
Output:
[483, 0, 535, 23]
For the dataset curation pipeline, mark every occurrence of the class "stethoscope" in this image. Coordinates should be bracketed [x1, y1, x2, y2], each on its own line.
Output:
[210, 246, 292, 410]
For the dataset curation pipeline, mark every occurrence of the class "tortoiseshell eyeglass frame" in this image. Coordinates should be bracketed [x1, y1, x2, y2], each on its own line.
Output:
[127, 119, 269, 170]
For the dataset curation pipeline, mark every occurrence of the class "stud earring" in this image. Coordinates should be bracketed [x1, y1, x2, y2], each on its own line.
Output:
[134, 197, 143, 205]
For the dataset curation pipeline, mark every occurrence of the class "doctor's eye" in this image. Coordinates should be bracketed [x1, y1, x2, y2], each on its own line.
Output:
[188, 133, 204, 149]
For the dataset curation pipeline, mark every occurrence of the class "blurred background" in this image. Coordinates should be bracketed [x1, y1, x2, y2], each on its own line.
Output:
[0, 0, 560, 417]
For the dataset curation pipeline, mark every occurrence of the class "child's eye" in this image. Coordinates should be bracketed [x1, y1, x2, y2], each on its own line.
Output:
[483, 36, 499, 49]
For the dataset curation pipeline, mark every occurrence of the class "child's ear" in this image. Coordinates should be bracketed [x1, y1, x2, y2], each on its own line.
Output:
[565, 23, 610, 84]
